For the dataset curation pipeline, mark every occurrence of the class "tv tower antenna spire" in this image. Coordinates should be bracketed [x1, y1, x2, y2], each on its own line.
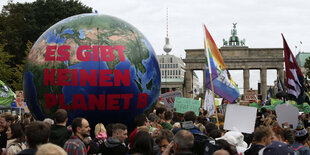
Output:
[163, 8, 172, 54]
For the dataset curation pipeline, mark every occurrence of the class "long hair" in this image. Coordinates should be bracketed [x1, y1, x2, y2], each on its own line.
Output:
[131, 131, 154, 155]
[9, 123, 25, 143]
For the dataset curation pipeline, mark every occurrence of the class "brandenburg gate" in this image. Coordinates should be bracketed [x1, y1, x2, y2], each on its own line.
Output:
[183, 24, 284, 101]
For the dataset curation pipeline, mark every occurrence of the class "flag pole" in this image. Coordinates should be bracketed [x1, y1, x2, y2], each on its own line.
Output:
[203, 25, 219, 129]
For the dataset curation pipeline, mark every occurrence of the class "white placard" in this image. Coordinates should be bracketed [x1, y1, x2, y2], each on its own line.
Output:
[224, 104, 257, 134]
[275, 104, 299, 130]
[160, 91, 183, 110]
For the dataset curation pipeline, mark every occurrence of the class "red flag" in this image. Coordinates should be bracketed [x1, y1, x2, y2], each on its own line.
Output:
[282, 34, 309, 104]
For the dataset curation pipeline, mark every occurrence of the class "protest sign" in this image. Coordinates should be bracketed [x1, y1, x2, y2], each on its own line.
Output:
[224, 104, 257, 134]
[275, 104, 299, 130]
[215, 98, 223, 106]
[174, 97, 201, 116]
[244, 89, 258, 101]
[15, 91, 24, 107]
[160, 91, 183, 110]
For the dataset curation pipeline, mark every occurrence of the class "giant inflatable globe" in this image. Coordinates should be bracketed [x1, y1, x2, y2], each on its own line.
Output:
[23, 13, 161, 130]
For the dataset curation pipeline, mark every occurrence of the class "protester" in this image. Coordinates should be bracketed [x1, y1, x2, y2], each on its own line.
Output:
[160, 111, 173, 130]
[49, 109, 72, 147]
[209, 129, 222, 139]
[88, 123, 107, 154]
[155, 107, 167, 123]
[64, 117, 90, 155]
[0, 113, 14, 149]
[105, 123, 114, 138]
[162, 130, 194, 155]
[129, 114, 150, 147]
[205, 122, 218, 136]
[5, 123, 26, 155]
[244, 126, 273, 155]
[155, 129, 174, 153]
[129, 131, 154, 155]
[258, 141, 294, 155]
[215, 139, 238, 155]
[271, 125, 285, 142]
[17, 121, 50, 155]
[148, 113, 162, 130]
[300, 113, 310, 128]
[216, 131, 248, 154]
[183, 111, 205, 135]
[36, 143, 67, 155]
[291, 124, 310, 154]
[213, 149, 230, 155]
[100, 123, 128, 155]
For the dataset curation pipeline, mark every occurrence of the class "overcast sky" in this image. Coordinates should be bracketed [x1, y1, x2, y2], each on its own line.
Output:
[1, 0, 310, 93]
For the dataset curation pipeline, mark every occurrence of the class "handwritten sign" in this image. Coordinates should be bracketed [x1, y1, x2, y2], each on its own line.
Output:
[244, 90, 258, 101]
[160, 91, 183, 110]
[15, 91, 24, 107]
[174, 97, 201, 116]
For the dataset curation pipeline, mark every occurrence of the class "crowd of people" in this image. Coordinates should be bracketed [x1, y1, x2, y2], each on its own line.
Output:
[0, 105, 310, 155]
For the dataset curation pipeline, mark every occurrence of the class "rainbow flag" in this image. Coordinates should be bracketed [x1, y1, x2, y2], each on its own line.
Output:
[204, 25, 239, 103]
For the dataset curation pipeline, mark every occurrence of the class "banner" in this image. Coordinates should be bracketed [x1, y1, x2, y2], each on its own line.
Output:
[0, 80, 15, 107]
[160, 91, 183, 110]
[174, 97, 201, 116]
[204, 89, 215, 115]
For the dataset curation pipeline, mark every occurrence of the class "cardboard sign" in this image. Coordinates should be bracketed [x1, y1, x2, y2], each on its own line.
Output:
[160, 91, 183, 110]
[275, 104, 299, 130]
[174, 97, 201, 116]
[244, 90, 258, 101]
[15, 91, 24, 107]
[224, 104, 257, 134]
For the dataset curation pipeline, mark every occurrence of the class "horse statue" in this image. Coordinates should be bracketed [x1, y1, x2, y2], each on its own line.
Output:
[241, 39, 246, 46]
[223, 39, 228, 46]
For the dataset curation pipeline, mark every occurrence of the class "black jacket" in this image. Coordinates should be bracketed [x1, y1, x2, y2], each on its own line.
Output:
[49, 125, 72, 147]
[244, 144, 264, 155]
[100, 137, 128, 155]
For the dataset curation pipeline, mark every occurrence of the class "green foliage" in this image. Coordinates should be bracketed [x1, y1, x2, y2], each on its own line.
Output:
[304, 56, 310, 79]
[0, 0, 92, 91]
[0, 43, 15, 87]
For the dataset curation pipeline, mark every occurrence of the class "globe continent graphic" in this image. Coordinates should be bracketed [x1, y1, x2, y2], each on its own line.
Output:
[23, 13, 161, 130]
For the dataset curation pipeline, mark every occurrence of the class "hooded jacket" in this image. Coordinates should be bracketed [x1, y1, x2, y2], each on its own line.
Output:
[100, 137, 128, 155]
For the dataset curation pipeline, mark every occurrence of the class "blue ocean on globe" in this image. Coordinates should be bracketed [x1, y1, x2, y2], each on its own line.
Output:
[23, 13, 161, 131]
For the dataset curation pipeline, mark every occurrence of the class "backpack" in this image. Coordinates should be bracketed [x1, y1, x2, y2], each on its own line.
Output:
[292, 145, 310, 155]
[192, 133, 221, 155]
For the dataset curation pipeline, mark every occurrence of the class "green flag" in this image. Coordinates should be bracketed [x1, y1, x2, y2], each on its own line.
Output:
[0, 80, 15, 107]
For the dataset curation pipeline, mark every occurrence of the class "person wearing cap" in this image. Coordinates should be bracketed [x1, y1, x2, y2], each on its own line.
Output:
[215, 131, 248, 155]
[258, 141, 295, 155]
[291, 124, 310, 154]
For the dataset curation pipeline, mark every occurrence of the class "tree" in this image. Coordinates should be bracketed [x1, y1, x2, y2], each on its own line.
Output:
[0, 0, 93, 65]
[0, 42, 14, 88]
[0, 0, 92, 91]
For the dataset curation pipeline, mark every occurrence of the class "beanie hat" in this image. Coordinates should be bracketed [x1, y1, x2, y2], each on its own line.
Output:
[295, 124, 309, 142]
